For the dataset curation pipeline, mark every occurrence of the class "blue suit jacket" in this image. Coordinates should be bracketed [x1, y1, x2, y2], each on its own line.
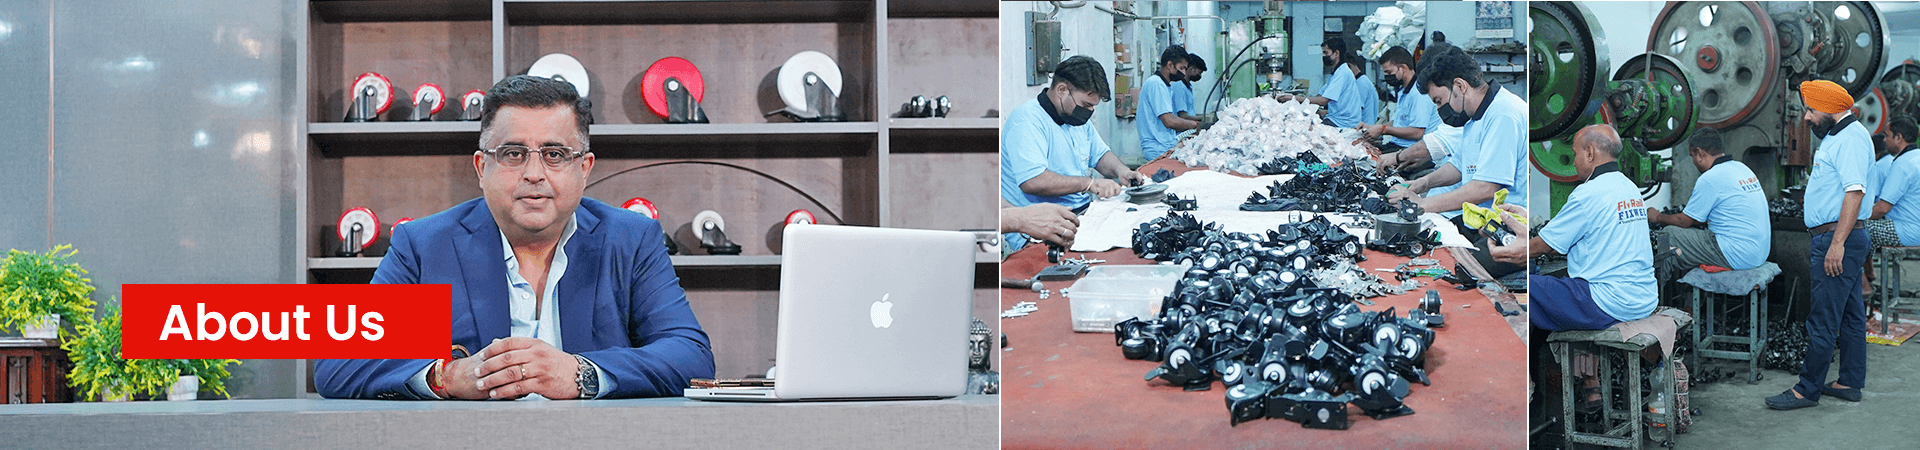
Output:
[315, 197, 715, 399]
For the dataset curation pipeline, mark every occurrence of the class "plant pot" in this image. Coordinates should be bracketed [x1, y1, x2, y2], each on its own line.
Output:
[21, 314, 59, 339]
[168, 376, 200, 401]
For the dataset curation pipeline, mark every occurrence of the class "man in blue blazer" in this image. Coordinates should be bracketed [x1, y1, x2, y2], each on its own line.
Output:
[316, 76, 715, 400]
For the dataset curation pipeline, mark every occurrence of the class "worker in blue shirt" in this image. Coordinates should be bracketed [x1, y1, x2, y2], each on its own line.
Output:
[1365, 46, 1443, 181]
[1768, 80, 1873, 410]
[1361, 46, 1440, 156]
[1868, 116, 1920, 247]
[1387, 45, 1529, 277]
[1003, 56, 1146, 251]
[1172, 52, 1208, 124]
[1279, 37, 1376, 128]
[1528, 124, 1658, 331]
[1138, 46, 1204, 160]
[1646, 127, 1771, 279]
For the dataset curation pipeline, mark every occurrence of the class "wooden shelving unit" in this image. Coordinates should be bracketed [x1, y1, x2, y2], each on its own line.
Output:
[296, 0, 997, 394]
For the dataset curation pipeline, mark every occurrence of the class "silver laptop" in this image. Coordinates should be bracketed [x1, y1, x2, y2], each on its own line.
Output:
[685, 224, 975, 401]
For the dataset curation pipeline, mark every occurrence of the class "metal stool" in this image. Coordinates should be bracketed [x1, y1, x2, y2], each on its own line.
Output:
[1678, 263, 1780, 384]
[1873, 247, 1920, 334]
[1548, 308, 1694, 450]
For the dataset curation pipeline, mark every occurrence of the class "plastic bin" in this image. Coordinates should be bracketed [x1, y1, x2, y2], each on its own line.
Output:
[1062, 263, 1189, 332]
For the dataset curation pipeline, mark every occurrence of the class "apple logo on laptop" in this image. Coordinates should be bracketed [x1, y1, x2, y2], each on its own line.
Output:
[870, 293, 894, 328]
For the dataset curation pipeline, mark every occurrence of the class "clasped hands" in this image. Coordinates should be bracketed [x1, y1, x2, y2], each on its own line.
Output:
[439, 337, 581, 400]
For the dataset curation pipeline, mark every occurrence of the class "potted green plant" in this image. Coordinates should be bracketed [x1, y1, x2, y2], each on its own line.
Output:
[1, 245, 97, 339]
[63, 305, 240, 401]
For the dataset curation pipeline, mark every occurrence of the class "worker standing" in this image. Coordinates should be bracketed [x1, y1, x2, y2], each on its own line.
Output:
[1767, 80, 1873, 410]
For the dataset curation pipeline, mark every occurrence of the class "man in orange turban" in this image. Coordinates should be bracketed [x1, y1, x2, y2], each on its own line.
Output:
[1768, 79, 1873, 410]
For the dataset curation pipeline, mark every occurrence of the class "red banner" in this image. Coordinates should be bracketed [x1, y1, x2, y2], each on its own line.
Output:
[122, 284, 450, 359]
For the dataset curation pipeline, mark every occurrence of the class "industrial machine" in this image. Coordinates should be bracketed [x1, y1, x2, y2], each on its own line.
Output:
[1212, 5, 1291, 109]
[1529, 1, 1888, 215]
[1864, 61, 1920, 134]
[1529, 1, 1693, 215]
[1654, 1, 1883, 205]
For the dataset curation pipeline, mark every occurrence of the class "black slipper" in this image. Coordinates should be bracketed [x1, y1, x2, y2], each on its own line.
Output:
[1766, 390, 1818, 410]
[1822, 385, 1862, 402]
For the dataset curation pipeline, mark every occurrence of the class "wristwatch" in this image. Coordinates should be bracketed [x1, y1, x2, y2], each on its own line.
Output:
[573, 354, 600, 399]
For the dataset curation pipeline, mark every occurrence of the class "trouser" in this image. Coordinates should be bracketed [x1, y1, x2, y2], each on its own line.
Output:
[1528, 275, 1621, 331]
[1865, 218, 1901, 248]
[1653, 227, 1733, 280]
[1795, 229, 1869, 396]
[1451, 215, 1525, 278]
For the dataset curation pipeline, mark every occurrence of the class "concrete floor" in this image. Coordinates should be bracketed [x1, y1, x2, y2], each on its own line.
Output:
[1676, 341, 1920, 448]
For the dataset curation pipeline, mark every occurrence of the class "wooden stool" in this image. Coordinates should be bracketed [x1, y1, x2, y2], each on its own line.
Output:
[1679, 263, 1779, 384]
[1548, 308, 1694, 450]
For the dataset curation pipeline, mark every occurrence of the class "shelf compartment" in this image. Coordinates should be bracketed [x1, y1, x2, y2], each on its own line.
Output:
[312, 0, 493, 23]
[503, 0, 876, 26]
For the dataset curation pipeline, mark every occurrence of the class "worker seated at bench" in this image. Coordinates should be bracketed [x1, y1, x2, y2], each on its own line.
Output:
[1646, 127, 1771, 281]
[1523, 124, 1657, 331]
[1866, 115, 1920, 248]
[1500, 125, 1658, 412]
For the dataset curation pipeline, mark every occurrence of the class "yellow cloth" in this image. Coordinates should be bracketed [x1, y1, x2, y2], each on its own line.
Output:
[1800, 80, 1853, 114]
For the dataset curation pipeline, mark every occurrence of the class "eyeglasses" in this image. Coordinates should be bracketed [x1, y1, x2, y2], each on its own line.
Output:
[481, 145, 587, 168]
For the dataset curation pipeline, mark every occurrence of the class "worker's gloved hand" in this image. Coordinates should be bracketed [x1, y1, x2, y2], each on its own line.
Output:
[1088, 178, 1125, 199]
[1115, 170, 1147, 187]
[1003, 203, 1079, 247]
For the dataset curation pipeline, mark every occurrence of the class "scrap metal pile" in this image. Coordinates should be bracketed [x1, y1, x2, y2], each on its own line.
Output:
[1173, 96, 1371, 176]
[1124, 211, 1446, 429]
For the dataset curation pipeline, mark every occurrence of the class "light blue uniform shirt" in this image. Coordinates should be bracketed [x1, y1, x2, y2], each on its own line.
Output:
[1137, 75, 1180, 160]
[1681, 158, 1772, 269]
[1321, 64, 1375, 128]
[1171, 81, 1194, 115]
[1459, 85, 1530, 209]
[1879, 149, 1920, 245]
[1423, 126, 1468, 218]
[1540, 168, 1658, 322]
[1804, 118, 1874, 228]
[1002, 95, 1113, 250]
[408, 214, 615, 399]
[1871, 154, 1895, 199]
[1388, 85, 1441, 148]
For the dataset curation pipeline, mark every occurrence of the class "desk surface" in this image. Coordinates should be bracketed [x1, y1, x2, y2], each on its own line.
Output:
[999, 159, 1526, 449]
[0, 395, 998, 449]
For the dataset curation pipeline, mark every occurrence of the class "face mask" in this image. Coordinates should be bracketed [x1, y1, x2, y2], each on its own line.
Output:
[1438, 102, 1469, 128]
[1063, 105, 1095, 126]
[1384, 72, 1404, 88]
[1322, 55, 1336, 67]
[1167, 71, 1184, 83]
[1438, 87, 1473, 127]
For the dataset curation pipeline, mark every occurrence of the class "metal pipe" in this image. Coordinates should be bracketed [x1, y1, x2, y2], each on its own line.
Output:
[1094, 4, 1227, 27]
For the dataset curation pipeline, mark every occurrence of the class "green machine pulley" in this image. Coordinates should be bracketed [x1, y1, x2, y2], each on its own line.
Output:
[1529, 1, 1694, 216]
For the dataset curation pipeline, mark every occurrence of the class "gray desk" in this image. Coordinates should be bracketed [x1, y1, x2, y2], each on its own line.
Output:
[0, 396, 998, 449]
